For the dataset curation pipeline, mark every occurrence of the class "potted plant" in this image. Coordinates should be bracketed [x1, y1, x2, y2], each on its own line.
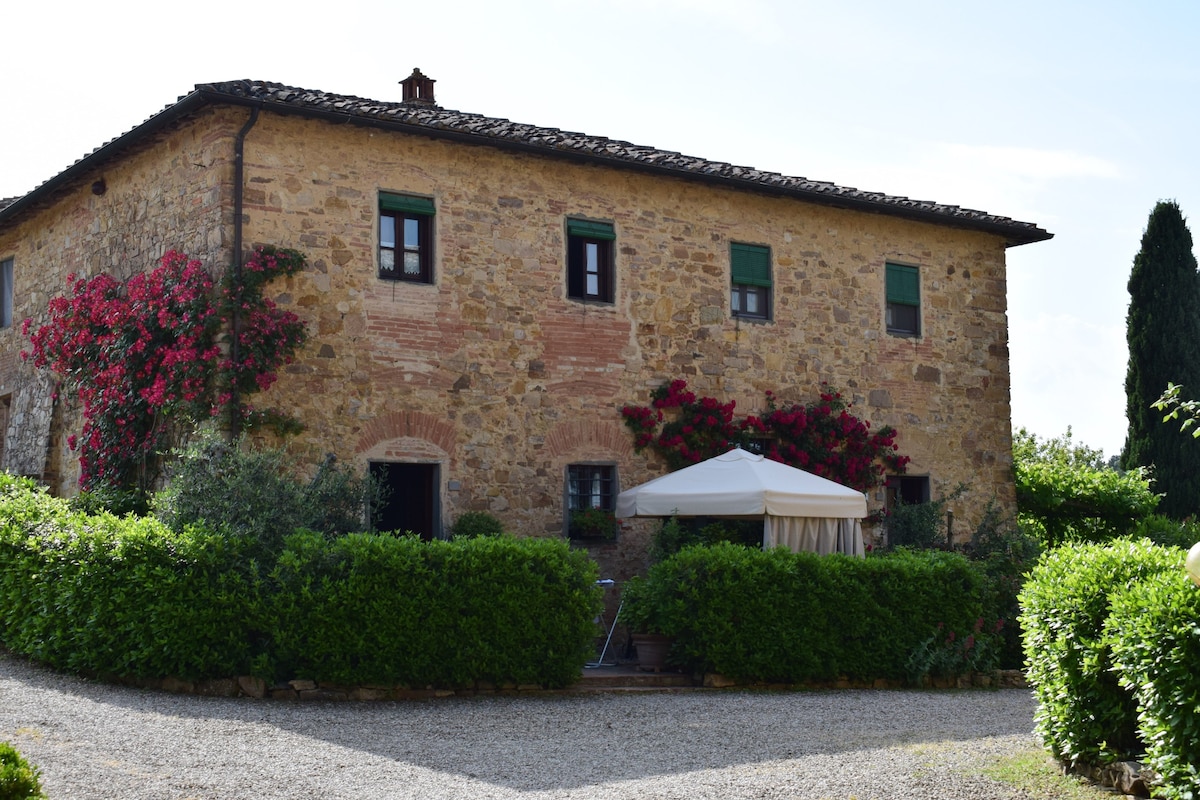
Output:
[620, 575, 675, 672]
[569, 506, 619, 541]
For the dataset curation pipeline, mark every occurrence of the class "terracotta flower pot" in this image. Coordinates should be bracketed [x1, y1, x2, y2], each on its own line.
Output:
[631, 633, 673, 672]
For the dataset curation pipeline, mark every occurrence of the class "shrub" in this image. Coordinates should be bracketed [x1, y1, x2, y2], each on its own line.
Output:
[1, 474, 602, 688]
[0, 742, 45, 800]
[449, 511, 506, 539]
[648, 516, 762, 563]
[153, 429, 382, 557]
[959, 500, 1041, 670]
[269, 531, 601, 687]
[1107, 569, 1200, 799]
[1019, 538, 1180, 768]
[1131, 514, 1200, 550]
[1013, 428, 1159, 548]
[622, 542, 993, 683]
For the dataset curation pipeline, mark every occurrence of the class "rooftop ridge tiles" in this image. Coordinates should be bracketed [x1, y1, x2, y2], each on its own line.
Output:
[1, 78, 1050, 245]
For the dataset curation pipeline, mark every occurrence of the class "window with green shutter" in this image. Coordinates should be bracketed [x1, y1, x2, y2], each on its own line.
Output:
[379, 192, 435, 283]
[731, 243, 771, 320]
[886, 263, 920, 336]
[566, 219, 615, 303]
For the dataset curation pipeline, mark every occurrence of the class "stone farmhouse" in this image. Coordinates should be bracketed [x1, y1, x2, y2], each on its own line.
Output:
[0, 69, 1050, 561]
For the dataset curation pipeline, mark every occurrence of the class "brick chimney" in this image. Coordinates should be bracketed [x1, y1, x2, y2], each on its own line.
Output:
[400, 68, 437, 106]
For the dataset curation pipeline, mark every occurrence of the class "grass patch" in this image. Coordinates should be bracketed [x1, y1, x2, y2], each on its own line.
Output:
[980, 748, 1112, 799]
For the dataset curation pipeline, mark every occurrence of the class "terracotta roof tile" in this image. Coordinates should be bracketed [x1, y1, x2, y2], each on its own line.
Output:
[0, 79, 1051, 246]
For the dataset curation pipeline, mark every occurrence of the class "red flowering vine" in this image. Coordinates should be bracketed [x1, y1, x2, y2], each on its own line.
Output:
[620, 379, 910, 492]
[22, 246, 307, 493]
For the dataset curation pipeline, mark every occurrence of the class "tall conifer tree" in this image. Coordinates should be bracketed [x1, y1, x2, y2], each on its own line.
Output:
[1122, 200, 1200, 518]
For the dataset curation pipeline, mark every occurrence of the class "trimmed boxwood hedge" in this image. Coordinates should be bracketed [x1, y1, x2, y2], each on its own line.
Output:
[0, 474, 601, 688]
[623, 542, 995, 683]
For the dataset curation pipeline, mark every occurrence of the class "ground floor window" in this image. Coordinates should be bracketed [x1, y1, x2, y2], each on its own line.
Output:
[566, 463, 618, 541]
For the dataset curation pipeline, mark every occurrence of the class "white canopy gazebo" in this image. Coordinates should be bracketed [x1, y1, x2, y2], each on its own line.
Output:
[615, 447, 868, 556]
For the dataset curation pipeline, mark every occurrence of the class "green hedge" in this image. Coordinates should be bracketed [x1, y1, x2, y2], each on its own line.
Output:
[0, 475, 601, 689]
[1107, 570, 1200, 799]
[270, 530, 600, 687]
[0, 742, 45, 800]
[623, 542, 997, 683]
[1018, 538, 1180, 770]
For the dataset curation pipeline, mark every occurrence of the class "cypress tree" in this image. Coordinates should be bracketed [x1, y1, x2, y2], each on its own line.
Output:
[1121, 200, 1200, 518]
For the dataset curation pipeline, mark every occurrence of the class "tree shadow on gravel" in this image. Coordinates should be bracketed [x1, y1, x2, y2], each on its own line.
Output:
[0, 652, 1036, 794]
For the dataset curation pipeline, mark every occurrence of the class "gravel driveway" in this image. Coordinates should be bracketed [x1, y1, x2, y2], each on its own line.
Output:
[1, 651, 1048, 799]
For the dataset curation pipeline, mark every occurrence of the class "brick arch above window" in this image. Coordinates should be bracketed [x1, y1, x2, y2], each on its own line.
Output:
[545, 419, 633, 460]
[355, 410, 456, 457]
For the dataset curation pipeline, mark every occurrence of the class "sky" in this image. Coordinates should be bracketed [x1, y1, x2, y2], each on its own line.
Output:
[3, 0, 1199, 459]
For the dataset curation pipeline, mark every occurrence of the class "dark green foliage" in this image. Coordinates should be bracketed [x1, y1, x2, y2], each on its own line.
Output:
[1015, 428, 1159, 547]
[0, 474, 600, 688]
[68, 484, 150, 517]
[1122, 201, 1200, 519]
[648, 516, 762, 563]
[269, 532, 600, 687]
[449, 511, 506, 538]
[622, 542, 993, 683]
[0, 742, 45, 800]
[153, 430, 383, 557]
[1108, 570, 1200, 799]
[884, 485, 965, 550]
[1019, 538, 1179, 768]
[1131, 514, 1200, 550]
[959, 501, 1041, 669]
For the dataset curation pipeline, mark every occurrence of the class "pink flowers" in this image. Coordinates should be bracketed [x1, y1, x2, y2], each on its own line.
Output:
[620, 378, 910, 491]
[23, 246, 307, 491]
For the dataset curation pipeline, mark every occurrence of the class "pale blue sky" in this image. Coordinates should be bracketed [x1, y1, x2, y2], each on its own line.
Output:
[4, 0, 1198, 458]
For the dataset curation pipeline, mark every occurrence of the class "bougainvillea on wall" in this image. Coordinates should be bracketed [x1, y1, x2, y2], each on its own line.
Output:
[22, 246, 307, 493]
[621, 379, 909, 492]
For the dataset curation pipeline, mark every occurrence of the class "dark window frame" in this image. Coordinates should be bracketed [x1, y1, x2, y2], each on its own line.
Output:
[565, 462, 619, 540]
[886, 262, 921, 337]
[566, 219, 615, 303]
[379, 193, 435, 284]
[731, 242, 772, 321]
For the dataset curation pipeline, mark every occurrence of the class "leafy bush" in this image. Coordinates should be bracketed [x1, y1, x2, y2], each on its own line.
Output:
[622, 542, 993, 683]
[1, 473, 601, 688]
[959, 500, 1041, 669]
[153, 429, 382, 557]
[1019, 538, 1179, 768]
[269, 531, 601, 687]
[0, 742, 45, 800]
[1013, 428, 1159, 547]
[648, 516, 762, 563]
[1130, 514, 1200, 550]
[449, 511, 506, 539]
[1107, 569, 1200, 799]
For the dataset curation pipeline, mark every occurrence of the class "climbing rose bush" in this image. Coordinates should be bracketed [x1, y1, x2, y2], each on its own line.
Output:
[621, 379, 909, 492]
[22, 247, 306, 492]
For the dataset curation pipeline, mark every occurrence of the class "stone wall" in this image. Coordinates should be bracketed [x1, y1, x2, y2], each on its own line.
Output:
[1, 104, 1019, 564]
[0, 106, 240, 492]
[242, 112, 1016, 558]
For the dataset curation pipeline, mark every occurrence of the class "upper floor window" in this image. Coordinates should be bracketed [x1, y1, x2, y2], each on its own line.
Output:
[731, 243, 772, 320]
[0, 258, 12, 329]
[886, 263, 921, 336]
[379, 193, 435, 283]
[566, 219, 615, 303]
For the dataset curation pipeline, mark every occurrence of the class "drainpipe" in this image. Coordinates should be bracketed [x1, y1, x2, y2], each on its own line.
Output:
[229, 105, 260, 437]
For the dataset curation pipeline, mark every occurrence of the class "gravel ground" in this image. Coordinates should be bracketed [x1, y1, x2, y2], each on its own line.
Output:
[1, 651, 1049, 800]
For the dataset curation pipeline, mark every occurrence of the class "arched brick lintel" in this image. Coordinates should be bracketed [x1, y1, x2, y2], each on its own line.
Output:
[545, 419, 634, 460]
[355, 411, 456, 456]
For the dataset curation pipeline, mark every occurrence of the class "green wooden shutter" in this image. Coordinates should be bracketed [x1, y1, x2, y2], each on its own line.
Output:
[886, 263, 920, 305]
[379, 193, 436, 216]
[566, 219, 616, 241]
[731, 243, 771, 287]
